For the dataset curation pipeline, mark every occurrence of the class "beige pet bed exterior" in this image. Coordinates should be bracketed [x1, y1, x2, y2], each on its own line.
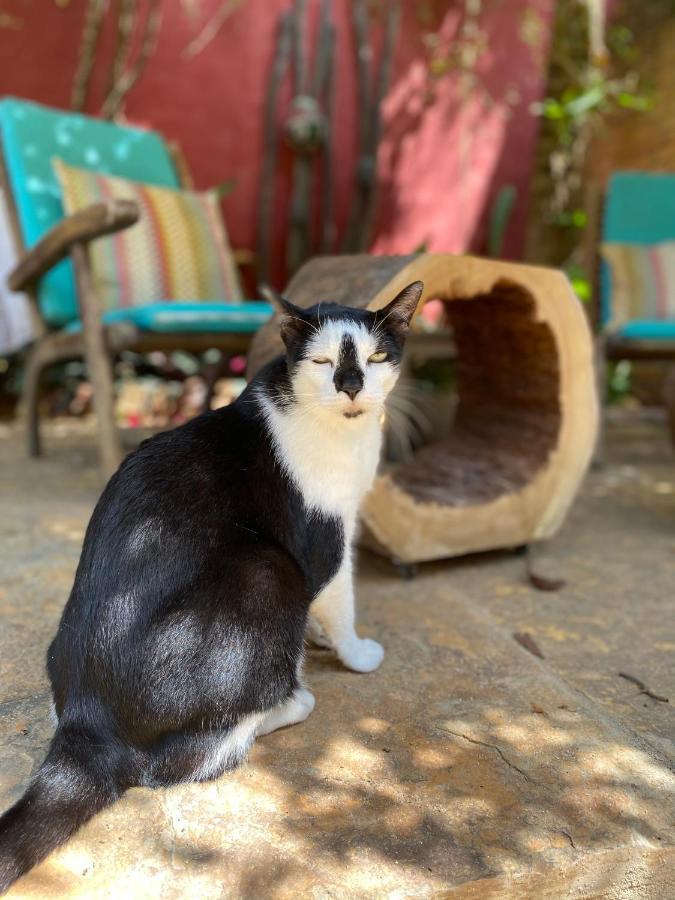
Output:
[248, 254, 598, 565]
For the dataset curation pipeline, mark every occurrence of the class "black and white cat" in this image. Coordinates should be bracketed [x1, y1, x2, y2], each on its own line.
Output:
[0, 280, 424, 892]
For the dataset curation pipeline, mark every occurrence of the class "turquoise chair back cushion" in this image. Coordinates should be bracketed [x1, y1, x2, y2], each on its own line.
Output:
[602, 171, 675, 331]
[0, 97, 179, 327]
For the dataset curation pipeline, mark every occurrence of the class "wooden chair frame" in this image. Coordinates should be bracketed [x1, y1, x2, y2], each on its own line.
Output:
[0, 144, 254, 478]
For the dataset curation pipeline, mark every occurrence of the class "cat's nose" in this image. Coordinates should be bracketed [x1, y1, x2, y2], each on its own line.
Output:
[335, 370, 363, 401]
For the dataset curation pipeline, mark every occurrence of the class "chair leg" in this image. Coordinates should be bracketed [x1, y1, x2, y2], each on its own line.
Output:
[592, 333, 607, 468]
[23, 347, 44, 458]
[72, 242, 122, 479]
[83, 343, 122, 480]
[663, 365, 675, 451]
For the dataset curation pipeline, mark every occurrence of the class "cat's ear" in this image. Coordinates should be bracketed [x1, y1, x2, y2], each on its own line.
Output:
[374, 281, 424, 336]
[260, 284, 311, 350]
[259, 284, 301, 318]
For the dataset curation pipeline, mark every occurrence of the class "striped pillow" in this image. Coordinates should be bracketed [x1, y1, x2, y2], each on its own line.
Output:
[53, 159, 242, 311]
[602, 241, 675, 331]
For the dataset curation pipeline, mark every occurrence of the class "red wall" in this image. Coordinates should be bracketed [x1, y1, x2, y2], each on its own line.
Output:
[1, 0, 554, 288]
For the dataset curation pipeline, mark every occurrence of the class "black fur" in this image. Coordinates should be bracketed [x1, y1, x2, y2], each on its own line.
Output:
[0, 285, 423, 892]
[334, 334, 363, 398]
[0, 357, 342, 891]
[276, 294, 418, 372]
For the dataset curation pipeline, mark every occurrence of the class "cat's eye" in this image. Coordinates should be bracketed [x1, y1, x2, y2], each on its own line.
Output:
[368, 351, 388, 363]
[312, 357, 332, 365]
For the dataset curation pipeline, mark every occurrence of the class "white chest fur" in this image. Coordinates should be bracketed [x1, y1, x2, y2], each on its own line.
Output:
[261, 399, 382, 524]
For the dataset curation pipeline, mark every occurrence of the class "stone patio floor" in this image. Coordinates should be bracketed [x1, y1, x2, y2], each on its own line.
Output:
[0, 411, 674, 898]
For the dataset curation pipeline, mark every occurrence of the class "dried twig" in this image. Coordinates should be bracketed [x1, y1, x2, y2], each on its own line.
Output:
[101, 0, 162, 119]
[618, 672, 669, 703]
[318, 18, 336, 253]
[291, 0, 307, 95]
[584, 0, 608, 66]
[648, 690, 669, 703]
[182, 0, 244, 59]
[619, 671, 647, 690]
[524, 545, 566, 592]
[513, 632, 545, 659]
[527, 569, 566, 592]
[179, 0, 202, 21]
[342, 0, 401, 251]
[71, 0, 107, 110]
[360, 0, 401, 248]
[103, 0, 137, 105]
[256, 12, 294, 284]
[340, 0, 371, 252]
[286, 0, 311, 276]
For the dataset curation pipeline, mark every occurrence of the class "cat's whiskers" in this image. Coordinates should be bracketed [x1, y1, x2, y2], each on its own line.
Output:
[283, 315, 321, 337]
[386, 395, 433, 441]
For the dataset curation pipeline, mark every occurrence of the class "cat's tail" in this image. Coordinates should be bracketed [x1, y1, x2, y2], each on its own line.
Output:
[0, 721, 123, 894]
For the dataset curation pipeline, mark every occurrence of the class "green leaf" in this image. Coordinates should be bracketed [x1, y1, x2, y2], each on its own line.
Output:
[570, 277, 591, 302]
[617, 92, 652, 111]
[541, 99, 564, 120]
[565, 86, 605, 117]
[571, 209, 588, 228]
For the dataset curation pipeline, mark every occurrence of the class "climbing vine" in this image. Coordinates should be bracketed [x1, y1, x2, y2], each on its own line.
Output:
[415, 0, 549, 114]
[531, 1, 648, 237]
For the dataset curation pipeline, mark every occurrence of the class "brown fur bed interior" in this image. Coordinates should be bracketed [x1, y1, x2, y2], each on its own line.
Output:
[390, 280, 561, 507]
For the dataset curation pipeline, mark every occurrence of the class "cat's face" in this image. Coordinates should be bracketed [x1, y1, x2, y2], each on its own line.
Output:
[270, 282, 424, 420]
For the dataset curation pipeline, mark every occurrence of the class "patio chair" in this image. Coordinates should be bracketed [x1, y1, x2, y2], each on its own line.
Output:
[584, 171, 675, 448]
[599, 171, 675, 335]
[595, 172, 675, 433]
[0, 97, 273, 476]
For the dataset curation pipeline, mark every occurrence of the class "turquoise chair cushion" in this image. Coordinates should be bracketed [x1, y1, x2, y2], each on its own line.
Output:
[62, 302, 274, 335]
[614, 320, 675, 341]
[602, 172, 675, 334]
[0, 97, 179, 327]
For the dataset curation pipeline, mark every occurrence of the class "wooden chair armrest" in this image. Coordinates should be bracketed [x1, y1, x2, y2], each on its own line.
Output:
[8, 200, 139, 293]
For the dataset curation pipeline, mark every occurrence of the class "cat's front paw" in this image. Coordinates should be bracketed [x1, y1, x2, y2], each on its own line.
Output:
[338, 637, 384, 673]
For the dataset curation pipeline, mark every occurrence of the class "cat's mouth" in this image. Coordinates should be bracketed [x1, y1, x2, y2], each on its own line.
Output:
[343, 409, 364, 419]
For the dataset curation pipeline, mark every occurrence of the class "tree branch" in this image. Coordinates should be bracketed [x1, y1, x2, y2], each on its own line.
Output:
[182, 0, 245, 59]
